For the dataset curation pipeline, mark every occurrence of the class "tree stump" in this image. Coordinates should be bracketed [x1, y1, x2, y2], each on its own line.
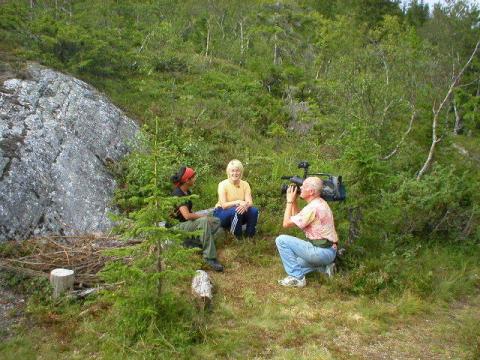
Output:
[191, 270, 213, 309]
[49, 268, 74, 298]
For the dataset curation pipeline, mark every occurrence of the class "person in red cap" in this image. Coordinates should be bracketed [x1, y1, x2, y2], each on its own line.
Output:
[171, 166, 224, 272]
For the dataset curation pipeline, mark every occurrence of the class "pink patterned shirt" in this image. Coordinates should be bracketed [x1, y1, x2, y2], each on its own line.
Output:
[291, 198, 338, 243]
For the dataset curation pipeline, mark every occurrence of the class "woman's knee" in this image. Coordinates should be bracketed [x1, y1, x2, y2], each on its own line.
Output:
[209, 216, 221, 225]
[214, 209, 233, 226]
[248, 207, 259, 217]
[199, 216, 209, 222]
[196, 217, 209, 228]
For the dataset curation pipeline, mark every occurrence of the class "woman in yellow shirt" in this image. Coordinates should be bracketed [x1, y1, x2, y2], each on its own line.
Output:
[213, 159, 259, 238]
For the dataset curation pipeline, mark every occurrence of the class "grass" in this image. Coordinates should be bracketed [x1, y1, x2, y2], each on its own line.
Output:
[186, 237, 480, 359]
[1, 237, 480, 359]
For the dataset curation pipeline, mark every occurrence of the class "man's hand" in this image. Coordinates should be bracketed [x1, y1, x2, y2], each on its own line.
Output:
[286, 185, 298, 203]
[283, 185, 299, 228]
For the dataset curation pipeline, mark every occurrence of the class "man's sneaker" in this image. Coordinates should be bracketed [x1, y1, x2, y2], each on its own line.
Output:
[324, 262, 336, 278]
[205, 258, 224, 272]
[277, 275, 306, 287]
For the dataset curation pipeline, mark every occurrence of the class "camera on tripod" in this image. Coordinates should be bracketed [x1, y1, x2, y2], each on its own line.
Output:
[280, 161, 346, 202]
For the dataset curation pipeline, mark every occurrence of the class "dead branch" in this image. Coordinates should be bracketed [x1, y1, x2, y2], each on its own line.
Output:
[453, 98, 462, 135]
[0, 260, 48, 278]
[381, 99, 395, 124]
[382, 108, 416, 160]
[239, 19, 245, 56]
[73, 281, 125, 300]
[417, 40, 480, 180]
[462, 210, 475, 238]
[138, 31, 155, 54]
[205, 18, 211, 58]
[432, 209, 451, 233]
[0, 235, 137, 288]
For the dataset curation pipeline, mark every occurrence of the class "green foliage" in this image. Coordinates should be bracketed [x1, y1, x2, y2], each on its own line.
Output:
[1, 0, 480, 356]
[376, 166, 480, 244]
[0, 337, 37, 360]
[338, 243, 480, 300]
[405, 0, 430, 27]
[0, 241, 30, 259]
[335, 121, 387, 198]
[0, 270, 51, 302]
[455, 86, 480, 134]
[100, 118, 211, 356]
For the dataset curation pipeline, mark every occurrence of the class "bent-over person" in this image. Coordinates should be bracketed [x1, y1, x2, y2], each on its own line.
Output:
[276, 177, 338, 287]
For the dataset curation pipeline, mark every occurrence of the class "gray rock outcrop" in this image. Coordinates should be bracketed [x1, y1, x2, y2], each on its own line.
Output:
[0, 63, 139, 242]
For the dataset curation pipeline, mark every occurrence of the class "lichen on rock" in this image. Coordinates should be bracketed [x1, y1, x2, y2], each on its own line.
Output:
[0, 63, 139, 241]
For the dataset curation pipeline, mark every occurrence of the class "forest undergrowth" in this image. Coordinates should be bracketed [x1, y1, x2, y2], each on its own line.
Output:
[1, 236, 479, 359]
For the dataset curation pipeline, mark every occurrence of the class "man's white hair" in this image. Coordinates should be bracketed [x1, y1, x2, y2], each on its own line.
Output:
[303, 177, 323, 196]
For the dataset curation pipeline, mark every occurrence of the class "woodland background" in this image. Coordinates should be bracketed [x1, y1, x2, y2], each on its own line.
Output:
[0, 0, 479, 359]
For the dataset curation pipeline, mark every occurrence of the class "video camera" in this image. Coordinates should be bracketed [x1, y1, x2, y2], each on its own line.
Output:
[280, 161, 346, 202]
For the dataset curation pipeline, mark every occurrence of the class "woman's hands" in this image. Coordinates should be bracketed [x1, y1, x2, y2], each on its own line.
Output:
[235, 200, 250, 214]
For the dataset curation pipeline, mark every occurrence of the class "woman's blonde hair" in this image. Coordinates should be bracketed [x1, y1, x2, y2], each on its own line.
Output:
[226, 159, 244, 176]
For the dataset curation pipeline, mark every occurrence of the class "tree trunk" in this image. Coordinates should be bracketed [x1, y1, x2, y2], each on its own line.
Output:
[453, 98, 463, 135]
[215, 15, 225, 40]
[382, 108, 416, 160]
[157, 240, 163, 296]
[154, 117, 163, 296]
[347, 207, 362, 246]
[239, 20, 244, 57]
[273, 34, 278, 65]
[205, 22, 211, 58]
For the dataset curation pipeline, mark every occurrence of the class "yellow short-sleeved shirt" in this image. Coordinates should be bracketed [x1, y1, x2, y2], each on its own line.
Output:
[216, 179, 251, 207]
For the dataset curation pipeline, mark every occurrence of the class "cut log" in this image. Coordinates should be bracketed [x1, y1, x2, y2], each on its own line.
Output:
[50, 268, 74, 298]
[191, 270, 213, 309]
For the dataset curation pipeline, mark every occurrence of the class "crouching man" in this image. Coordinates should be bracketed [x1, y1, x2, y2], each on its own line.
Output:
[171, 166, 224, 272]
[276, 177, 338, 287]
